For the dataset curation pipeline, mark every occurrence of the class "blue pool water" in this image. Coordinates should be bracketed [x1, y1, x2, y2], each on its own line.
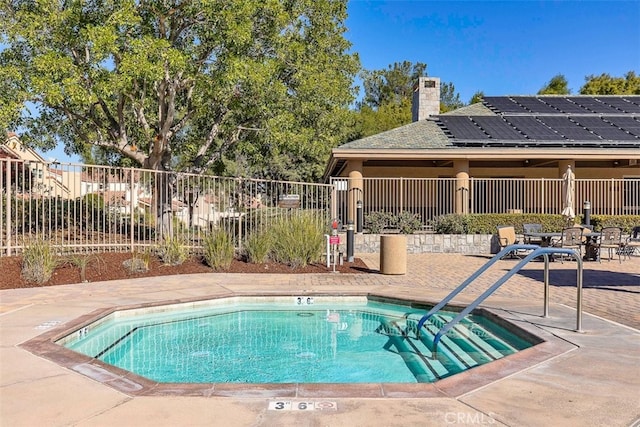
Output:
[60, 297, 534, 384]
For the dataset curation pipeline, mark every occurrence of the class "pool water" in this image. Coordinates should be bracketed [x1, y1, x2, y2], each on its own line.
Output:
[61, 298, 534, 384]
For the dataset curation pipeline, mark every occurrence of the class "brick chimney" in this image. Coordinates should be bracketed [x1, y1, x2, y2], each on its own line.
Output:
[412, 77, 440, 121]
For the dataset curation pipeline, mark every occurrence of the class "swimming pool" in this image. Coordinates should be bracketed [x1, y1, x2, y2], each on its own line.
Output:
[57, 295, 537, 385]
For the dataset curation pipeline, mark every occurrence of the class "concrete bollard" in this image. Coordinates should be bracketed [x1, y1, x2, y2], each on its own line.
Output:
[380, 235, 407, 275]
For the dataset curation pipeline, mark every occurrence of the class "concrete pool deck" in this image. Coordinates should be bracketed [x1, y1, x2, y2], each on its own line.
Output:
[1, 253, 639, 426]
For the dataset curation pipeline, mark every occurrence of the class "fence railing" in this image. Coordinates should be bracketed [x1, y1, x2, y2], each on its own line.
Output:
[331, 176, 640, 229]
[1, 159, 332, 256]
[2, 158, 639, 256]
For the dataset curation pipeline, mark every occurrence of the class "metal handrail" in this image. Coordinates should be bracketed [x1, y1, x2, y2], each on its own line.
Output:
[416, 244, 540, 333]
[416, 245, 584, 357]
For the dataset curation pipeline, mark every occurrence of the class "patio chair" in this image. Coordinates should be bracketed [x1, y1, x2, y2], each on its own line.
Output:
[522, 223, 543, 245]
[594, 227, 623, 263]
[496, 226, 524, 259]
[623, 226, 640, 259]
[553, 227, 584, 263]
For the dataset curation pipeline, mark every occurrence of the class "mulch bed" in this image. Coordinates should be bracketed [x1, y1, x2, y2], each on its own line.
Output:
[0, 252, 372, 290]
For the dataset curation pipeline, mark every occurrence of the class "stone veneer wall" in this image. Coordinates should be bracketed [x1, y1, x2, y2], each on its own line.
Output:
[339, 233, 496, 255]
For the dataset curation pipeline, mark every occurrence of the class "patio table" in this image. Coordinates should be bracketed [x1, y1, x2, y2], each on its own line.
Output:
[523, 232, 561, 247]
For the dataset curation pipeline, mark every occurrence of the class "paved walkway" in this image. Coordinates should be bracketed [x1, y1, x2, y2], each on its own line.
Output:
[1, 253, 639, 426]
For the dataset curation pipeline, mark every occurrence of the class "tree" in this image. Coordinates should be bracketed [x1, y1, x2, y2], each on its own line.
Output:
[350, 61, 427, 138]
[579, 71, 640, 95]
[359, 61, 427, 109]
[469, 91, 484, 104]
[357, 98, 412, 138]
[439, 81, 464, 113]
[0, 0, 359, 182]
[538, 74, 570, 95]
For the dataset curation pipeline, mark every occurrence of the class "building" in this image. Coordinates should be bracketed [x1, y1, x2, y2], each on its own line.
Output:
[325, 78, 640, 224]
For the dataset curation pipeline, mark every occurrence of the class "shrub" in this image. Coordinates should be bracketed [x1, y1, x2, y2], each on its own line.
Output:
[433, 214, 470, 234]
[123, 251, 151, 273]
[203, 229, 235, 271]
[21, 238, 58, 284]
[270, 212, 324, 268]
[393, 211, 422, 234]
[244, 229, 274, 263]
[157, 236, 188, 266]
[65, 254, 103, 283]
[365, 211, 391, 233]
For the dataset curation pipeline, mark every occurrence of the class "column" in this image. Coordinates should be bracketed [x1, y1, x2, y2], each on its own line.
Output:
[454, 160, 470, 214]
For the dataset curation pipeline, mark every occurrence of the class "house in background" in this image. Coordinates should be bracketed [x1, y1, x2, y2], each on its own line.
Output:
[1, 133, 73, 197]
[325, 77, 640, 224]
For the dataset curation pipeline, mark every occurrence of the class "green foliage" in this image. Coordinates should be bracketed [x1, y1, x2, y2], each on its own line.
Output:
[580, 71, 640, 95]
[21, 238, 58, 284]
[439, 81, 464, 113]
[65, 254, 103, 283]
[538, 74, 570, 95]
[270, 213, 324, 268]
[588, 215, 640, 233]
[365, 211, 392, 234]
[360, 61, 427, 109]
[469, 91, 484, 104]
[433, 214, 471, 234]
[0, 0, 359, 181]
[157, 236, 188, 266]
[243, 229, 274, 264]
[124, 251, 151, 274]
[353, 61, 426, 138]
[203, 229, 235, 271]
[393, 211, 422, 234]
[433, 214, 640, 235]
[357, 99, 412, 138]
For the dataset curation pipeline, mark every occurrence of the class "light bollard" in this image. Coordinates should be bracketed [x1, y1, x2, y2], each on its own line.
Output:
[346, 220, 355, 263]
[583, 201, 591, 227]
[356, 200, 363, 233]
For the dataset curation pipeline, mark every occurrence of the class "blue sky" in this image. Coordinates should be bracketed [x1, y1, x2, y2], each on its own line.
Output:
[346, 0, 640, 101]
[38, 0, 640, 163]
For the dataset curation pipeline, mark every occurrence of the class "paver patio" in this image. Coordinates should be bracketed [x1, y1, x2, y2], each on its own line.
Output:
[1, 253, 639, 426]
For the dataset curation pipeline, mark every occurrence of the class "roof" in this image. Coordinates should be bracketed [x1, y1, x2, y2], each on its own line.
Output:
[325, 95, 640, 178]
[337, 119, 452, 150]
[334, 95, 640, 151]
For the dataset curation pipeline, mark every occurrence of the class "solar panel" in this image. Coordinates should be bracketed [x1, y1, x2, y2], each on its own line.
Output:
[592, 128, 639, 140]
[483, 97, 530, 113]
[573, 117, 640, 140]
[568, 97, 623, 114]
[596, 98, 640, 113]
[511, 97, 560, 114]
[604, 117, 640, 136]
[536, 116, 600, 140]
[505, 116, 563, 140]
[604, 116, 640, 127]
[472, 116, 527, 139]
[540, 97, 592, 114]
[439, 116, 489, 139]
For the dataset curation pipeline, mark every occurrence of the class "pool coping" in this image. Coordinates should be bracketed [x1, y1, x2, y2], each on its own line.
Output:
[19, 291, 576, 399]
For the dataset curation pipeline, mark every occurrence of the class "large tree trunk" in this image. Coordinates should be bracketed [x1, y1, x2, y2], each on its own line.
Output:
[148, 149, 174, 241]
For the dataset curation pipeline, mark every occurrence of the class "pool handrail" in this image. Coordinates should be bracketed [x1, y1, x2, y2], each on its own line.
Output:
[416, 245, 584, 357]
[416, 243, 540, 333]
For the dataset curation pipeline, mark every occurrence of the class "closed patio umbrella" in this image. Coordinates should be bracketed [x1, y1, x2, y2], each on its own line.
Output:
[561, 165, 575, 221]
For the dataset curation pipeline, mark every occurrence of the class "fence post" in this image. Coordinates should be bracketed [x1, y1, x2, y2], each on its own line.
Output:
[130, 167, 135, 253]
[4, 160, 11, 256]
[610, 178, 615, 215]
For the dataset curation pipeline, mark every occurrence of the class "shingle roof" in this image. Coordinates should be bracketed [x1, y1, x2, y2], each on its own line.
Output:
[336, 96, 640, 151]
[441, 103, 495, 116]
[337, 118, 452, 150]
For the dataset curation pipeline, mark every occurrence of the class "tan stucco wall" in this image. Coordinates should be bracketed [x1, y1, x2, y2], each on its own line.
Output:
[358, 165, 639, 179]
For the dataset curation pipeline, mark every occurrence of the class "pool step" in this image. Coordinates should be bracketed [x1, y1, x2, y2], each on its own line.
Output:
[378, 313, 521, 381]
